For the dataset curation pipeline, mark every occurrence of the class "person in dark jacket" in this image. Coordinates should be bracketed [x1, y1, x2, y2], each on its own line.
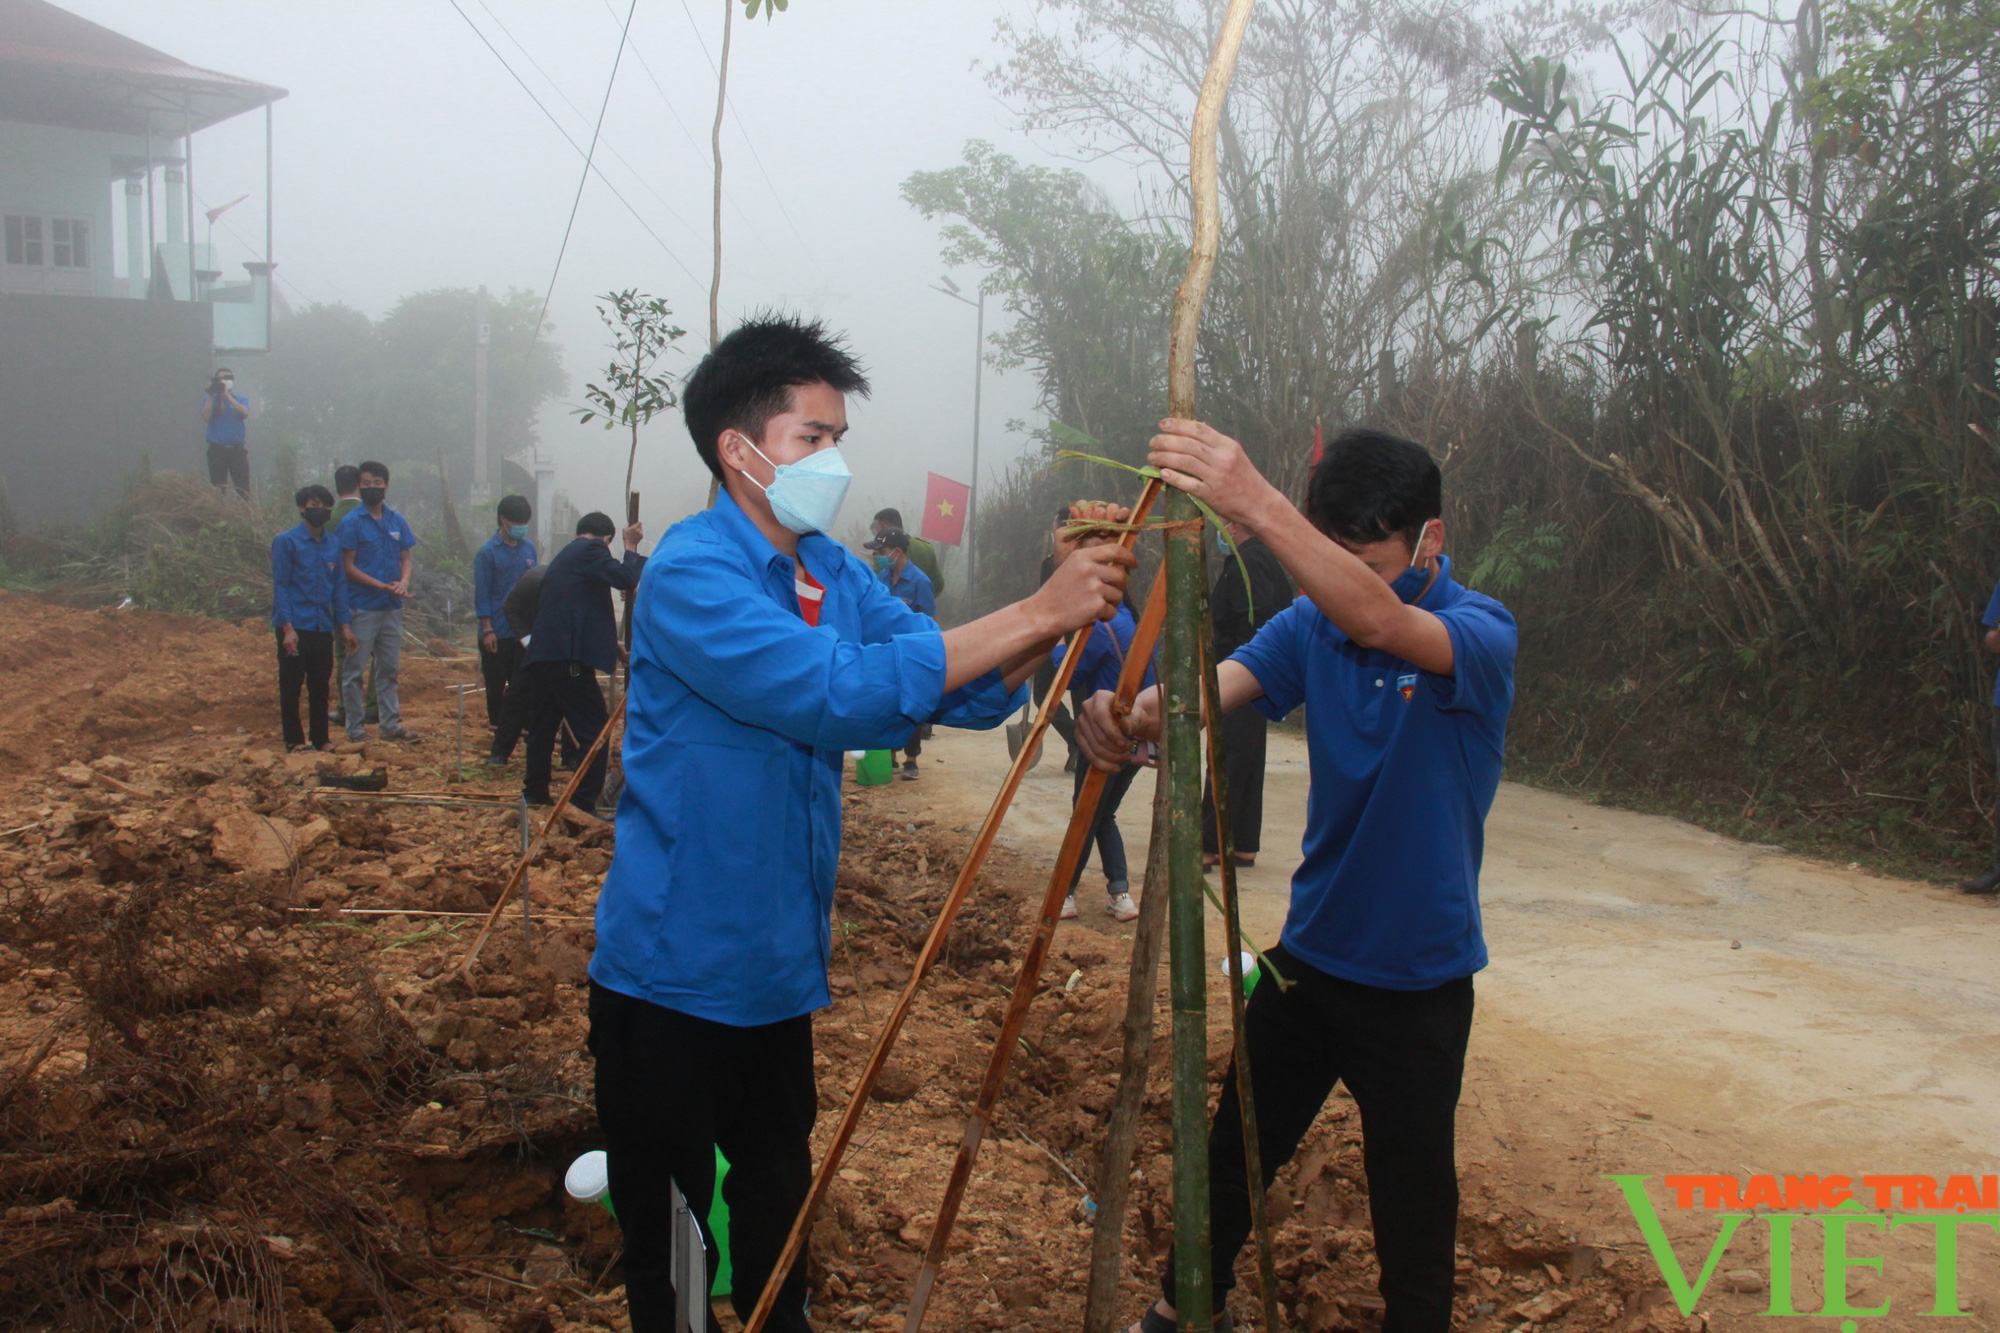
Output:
[1202, 523, 1296, 866]
[521, 511, 646, 812]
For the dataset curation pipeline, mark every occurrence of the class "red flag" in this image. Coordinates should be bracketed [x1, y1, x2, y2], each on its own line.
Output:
[1310, 421, 1324, 466]
[921, 471, 971, 546]
[205, 194, 250, 225]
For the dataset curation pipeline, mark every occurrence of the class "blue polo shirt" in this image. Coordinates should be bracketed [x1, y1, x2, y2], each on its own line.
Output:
[270, 522, 350, 633]
[1053, 603, 1156, 697]
[1983, 581, 2000, 705]
[338, 506, 418, 613]
[474, 532, 538, 638]
[1231, 556, 1515, 991]
[204, 389, 248, 445]
[591, 492, 1026, 1026]
[884, 561, 936, 617]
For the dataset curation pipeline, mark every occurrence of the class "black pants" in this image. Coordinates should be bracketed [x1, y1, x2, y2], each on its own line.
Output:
[276, 628, 333, 750]
[522, 661, 609, 810]
[206, 441, 249, 497]
[1988, 707, 2000, 869]
[479, 635, 524, 728]
[1070, 756, 1141, 890]
[588, 982, 816, 1333]
[1202, 705, 1270, 856]
[1032, 659, 1079, 762]
[1164, 946, 1474, 1333]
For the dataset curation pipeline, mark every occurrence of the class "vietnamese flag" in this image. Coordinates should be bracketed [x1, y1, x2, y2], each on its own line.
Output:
[922, 471, 972, 546]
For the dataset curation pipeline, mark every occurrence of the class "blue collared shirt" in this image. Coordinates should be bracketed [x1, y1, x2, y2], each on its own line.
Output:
[884, 561, 936, 617]
[474, 532, 537, 637]
[1053, 602, 1155, 698]
[1231, 556, 1515, 991]
[1983, 581, 2000, 705]
[338, 505, 418, 612]
[270, 522, 351, 632]
[591, 492, 1026, 1026]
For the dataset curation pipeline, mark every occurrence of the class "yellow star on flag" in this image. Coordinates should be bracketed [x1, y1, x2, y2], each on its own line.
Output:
[936, 500, 955, 517]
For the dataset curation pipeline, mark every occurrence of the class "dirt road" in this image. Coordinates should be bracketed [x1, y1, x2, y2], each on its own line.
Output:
[892, 723, 2000, 1328]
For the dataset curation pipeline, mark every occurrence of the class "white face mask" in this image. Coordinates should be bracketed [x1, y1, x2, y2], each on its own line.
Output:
[733, 434, 853, 535]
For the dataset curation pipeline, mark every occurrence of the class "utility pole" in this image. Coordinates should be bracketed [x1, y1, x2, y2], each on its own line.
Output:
[474, 285, 490, 499]
[930, 276, 984, 600]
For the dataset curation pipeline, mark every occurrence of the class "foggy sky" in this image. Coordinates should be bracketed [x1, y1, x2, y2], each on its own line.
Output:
[65, 0, 1063, 545]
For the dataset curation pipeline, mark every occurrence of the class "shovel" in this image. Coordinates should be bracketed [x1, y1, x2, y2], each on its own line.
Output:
[1003, 704, 1043, 772]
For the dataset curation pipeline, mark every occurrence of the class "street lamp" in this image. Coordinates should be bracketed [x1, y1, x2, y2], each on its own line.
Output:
[930, 274, 984, 601]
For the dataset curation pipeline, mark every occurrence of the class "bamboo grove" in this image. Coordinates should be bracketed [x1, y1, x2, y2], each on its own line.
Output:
[907, 0, 2000, 865]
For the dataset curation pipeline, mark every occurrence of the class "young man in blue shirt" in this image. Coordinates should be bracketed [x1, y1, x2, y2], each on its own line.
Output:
[200, 367, 251, 497]
[1082, 424, 1517, 1333]
[337, 460, 421, 744]
[864, 529, 937, 778]
[1960, 583, 2000, 893]
[270, 484, 356, 752]
[1054, 589, 1152, 923]
[474, 494, 538, 734]
[587, 315, 1135, 1333]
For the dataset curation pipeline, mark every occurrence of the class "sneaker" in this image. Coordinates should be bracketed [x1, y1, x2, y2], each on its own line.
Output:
[1959, 868, 2000, 895]
[482, 753, 508, 767]
[902, 759, 920, 781]
[1107, 891, 1140, 922]
[1059, 894, 1079, 920]
[382, 728, 421, 744]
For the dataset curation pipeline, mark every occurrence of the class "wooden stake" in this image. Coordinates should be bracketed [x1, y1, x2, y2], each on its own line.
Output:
[902, 560, 1170, 1333]
[1163, 5, 1257, 1328]
[455, 691, 625, 977]
[739, 478, 1164, 1333]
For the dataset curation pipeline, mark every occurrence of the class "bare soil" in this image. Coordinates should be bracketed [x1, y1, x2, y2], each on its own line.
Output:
[2, 592, 1994, 1332]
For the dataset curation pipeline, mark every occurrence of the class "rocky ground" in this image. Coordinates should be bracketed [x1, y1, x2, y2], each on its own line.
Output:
[0, 593, 1671, 1332]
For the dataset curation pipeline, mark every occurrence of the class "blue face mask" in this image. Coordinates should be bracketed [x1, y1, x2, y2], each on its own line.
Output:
[872, 555, 890, 575]
[736, 435, 853, 535]
[507, 524, 530, 541]
[1389, 520, 1436, 603]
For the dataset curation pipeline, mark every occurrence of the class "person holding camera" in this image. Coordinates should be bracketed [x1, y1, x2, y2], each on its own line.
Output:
[200, 368, 251, 497]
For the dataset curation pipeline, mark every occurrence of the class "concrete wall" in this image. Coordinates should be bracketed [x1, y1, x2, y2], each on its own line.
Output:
[0, 120, 137, 299]
[0, 293, 214, 525]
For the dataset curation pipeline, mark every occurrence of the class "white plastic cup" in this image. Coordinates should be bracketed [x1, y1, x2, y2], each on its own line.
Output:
[566, 1149, 611, 1205]
[1218, 950, 1258, 981]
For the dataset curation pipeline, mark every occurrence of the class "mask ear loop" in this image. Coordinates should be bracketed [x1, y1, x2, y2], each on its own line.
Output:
[1407, 519, 1435, 573]
[728, 431, 777, 494]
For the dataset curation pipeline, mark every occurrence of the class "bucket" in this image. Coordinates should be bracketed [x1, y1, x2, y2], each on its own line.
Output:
[566, 1149, 734, 1296]
[853, 749, 894, 786]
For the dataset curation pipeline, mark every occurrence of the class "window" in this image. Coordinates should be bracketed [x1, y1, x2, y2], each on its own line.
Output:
[4, 214, 88, 268]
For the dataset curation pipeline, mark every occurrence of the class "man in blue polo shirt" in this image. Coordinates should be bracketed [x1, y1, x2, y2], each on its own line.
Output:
[200, 367, 251, 497]
[1054, 588, 1152, 924]
[865, 529, 937, 779]
[1960, 584, 2000, 894]
[474, 494, 537, 735]
[587, 315, 1135, 1333]
[270, 484, 356, 752]
[337, 460, 421, 744]
[1082, 424, 1516, 1333]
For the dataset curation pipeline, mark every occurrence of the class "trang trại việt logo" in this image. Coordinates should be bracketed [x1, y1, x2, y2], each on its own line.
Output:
[1608, 1173, 1997, 1324]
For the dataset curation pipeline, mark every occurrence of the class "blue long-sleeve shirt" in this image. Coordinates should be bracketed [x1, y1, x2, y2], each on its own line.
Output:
[591, 491, 1026, 1025]
[270, 522, 351, 632]
[884, 561, 936, 617]
[1052, 602, 1154, 698]
[473, 532, 537, 638]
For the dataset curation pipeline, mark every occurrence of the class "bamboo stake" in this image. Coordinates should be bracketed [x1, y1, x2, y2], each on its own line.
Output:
[455, 692, 625, 977]
[1163, 4, 1257, 1329]
[902, 562, 1171, 1333]
[739, 479, 1164, 1333]
[1198, 565, 1281, 1333]
[1083, 763, 1173, 1333]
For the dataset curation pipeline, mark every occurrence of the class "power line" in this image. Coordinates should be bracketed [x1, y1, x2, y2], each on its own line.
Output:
[475, 0, 703, 246]
[442, 0, 707, 293]
[531, 0, 639, 351]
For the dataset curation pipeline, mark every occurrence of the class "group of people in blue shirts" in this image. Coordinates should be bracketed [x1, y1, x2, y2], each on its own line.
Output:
[567, 313, 1516, 1333]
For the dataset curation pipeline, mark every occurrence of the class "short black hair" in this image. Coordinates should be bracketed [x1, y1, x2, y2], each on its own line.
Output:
[1304, 429, 1441, 547]
[358, 460, 391, 484]
[576, 511, 616, 538]
[874, 508, 903, 528]
[497, 494, 532, 524]
[333, 464, 361, 496]
[215, 366, 234, 377]
[294, 484, 333, 508]
[682, 313, 871, 480]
